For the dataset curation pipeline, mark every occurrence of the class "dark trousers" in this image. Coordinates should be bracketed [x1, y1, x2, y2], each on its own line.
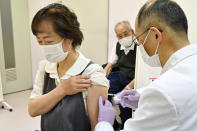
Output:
[108, 71, 133, 129]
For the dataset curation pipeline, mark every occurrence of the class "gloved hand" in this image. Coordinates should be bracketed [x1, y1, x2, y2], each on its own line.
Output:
[98, 96, 116, 125]
[114, 89, 140, 108]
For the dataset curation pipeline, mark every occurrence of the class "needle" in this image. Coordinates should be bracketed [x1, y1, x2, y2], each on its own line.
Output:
[108, 93, 116, 97]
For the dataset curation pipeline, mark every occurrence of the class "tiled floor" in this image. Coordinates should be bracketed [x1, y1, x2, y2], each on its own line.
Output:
[0, 90, 40, 131]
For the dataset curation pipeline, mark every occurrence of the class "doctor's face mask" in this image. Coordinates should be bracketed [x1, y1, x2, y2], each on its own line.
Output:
[134, 29, 161, 67]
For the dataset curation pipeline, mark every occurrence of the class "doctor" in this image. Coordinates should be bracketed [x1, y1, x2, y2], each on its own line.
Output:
[96, 0, 197, 130]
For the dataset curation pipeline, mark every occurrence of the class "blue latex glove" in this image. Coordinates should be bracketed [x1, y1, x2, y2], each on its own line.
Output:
[98, 96, 116, 125]
[114, 89, 140, 108]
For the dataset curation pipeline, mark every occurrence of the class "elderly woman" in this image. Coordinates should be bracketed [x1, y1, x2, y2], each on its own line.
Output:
[28, 3, 109, 131]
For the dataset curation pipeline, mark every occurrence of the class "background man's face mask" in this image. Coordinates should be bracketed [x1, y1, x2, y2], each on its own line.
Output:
[119, 36, 133, 48]
[139, 30, 161, 67]
[41, 39, 70, 63]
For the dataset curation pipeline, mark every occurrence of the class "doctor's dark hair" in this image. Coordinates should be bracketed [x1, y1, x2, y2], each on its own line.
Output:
[137, 0, 188, 34]
[31, 3, 83, 48]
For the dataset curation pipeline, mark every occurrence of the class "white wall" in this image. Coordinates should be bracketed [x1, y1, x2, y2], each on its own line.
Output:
[62, 0, 108, 65]
[176, 0, 197, 44]
[108, 0, 197, 89]
[0, 12, 4, 101]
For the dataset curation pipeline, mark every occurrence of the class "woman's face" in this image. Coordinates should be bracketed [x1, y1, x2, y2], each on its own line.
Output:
[36, 20, 62, 45]
[36, 20, 73, 52]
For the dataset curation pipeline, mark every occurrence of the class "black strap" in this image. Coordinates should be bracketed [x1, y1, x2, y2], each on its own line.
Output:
[80, 61, 94, 75]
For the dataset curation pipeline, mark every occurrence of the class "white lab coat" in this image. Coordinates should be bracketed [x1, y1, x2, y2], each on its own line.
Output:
[95, 44, 197, 131]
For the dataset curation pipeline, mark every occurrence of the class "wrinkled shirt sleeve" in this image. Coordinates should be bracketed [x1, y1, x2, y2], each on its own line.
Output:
[83, 63, 109, 88]
[108, 43, 118, 64]
[30, 60, 47, 99]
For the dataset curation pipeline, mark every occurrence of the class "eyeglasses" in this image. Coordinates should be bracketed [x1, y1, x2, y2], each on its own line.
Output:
[132, 28, 163, 46]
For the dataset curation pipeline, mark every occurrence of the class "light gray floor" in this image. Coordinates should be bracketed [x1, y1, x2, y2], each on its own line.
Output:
[0, 90, 40, 131]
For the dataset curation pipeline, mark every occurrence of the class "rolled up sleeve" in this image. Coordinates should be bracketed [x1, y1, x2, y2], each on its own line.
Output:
[83, 64, 109, 88]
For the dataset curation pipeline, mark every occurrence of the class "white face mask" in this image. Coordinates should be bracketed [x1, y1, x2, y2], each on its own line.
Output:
[41, 39, 70, 63]
[139, 30, 161, 67]
[119, 36, 133, 48]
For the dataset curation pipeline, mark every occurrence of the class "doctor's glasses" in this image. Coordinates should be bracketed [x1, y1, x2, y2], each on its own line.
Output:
[132, 28, 163, 46]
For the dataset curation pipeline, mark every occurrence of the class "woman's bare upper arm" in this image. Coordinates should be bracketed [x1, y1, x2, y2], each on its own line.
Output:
[87, 85, 108, 130]
[88, 85, 108, 99]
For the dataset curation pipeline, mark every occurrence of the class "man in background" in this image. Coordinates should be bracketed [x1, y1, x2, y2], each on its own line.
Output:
[104, 21, 136, 129]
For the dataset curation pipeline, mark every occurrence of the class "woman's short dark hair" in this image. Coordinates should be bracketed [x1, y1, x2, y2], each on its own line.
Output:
[31, 3, 83, 48]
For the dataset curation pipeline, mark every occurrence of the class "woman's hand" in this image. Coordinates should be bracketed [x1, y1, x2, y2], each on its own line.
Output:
[60, 75, 92, 95]
[28, 75, 91, 117]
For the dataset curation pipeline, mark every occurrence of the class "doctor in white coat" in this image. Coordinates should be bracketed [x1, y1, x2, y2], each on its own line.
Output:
[95, 0, 197, 130]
